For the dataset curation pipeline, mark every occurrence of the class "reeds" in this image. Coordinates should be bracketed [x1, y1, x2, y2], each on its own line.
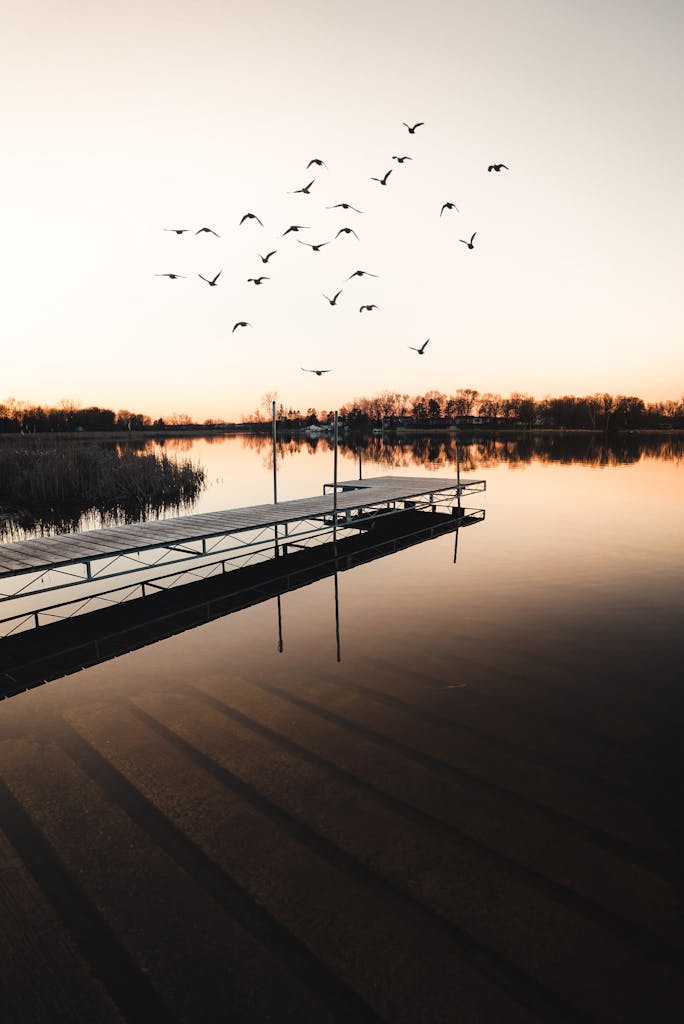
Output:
[0, 439, 205, 534]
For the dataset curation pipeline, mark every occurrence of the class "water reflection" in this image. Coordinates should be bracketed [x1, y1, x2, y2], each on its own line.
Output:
[2, 431, 680, 542]
[0, 509, 473, 696]
[240, 430, 683, 471]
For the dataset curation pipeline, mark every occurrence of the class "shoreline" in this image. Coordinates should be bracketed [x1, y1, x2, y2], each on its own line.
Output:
[0, 427, 683, 441]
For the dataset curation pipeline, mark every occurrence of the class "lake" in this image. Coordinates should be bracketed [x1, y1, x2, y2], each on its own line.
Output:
[0, 432, 682, 1022]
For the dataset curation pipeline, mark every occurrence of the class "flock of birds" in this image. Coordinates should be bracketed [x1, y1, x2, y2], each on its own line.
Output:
[156, 122, 508, 376]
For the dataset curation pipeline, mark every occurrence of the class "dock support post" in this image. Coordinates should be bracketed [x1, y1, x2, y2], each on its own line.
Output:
[272, 401, 278, 505]
[456, 441, 462, 510]
[358, 446, 362, 480]
[333, 411, 339, 550]
[272, 400, 280, 556]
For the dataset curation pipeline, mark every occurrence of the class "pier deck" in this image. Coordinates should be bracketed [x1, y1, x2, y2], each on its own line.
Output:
[0, 475, 485, 608]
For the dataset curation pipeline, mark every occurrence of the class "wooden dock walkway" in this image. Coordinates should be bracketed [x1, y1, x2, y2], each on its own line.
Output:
[0, 475, 485, 593]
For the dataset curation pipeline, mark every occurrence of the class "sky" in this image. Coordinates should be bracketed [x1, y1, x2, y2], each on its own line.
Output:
[2, 0, 683, 421]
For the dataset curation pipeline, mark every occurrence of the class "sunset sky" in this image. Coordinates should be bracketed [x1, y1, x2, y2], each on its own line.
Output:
[2, 0, 682, 421]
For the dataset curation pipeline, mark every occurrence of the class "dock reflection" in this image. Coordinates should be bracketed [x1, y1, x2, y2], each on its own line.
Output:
[0, 509, 482, 699]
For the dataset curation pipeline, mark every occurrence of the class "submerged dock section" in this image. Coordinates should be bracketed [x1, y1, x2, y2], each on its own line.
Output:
[0, 474, 485, 635]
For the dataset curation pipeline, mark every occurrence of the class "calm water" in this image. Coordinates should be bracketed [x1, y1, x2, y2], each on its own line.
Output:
[1, 434, 683, 1022]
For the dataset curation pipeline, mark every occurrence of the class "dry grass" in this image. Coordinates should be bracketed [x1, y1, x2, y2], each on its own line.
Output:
[0, 439, 205, 533]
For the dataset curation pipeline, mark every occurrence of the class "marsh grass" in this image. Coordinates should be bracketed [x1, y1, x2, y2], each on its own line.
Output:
[0, 439, 206, 535]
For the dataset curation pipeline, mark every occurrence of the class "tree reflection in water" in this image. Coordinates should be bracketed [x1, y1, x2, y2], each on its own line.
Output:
[239, 431, 683, 473]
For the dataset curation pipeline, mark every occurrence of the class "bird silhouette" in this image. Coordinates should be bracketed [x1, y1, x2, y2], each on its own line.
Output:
[164, 228, 191, 234]
[392, 156, 412, 163]
[298, 240, 329, 252]
[198, 270, 222, 286]
[347, 269, 378, 280]
[156, 273, 186, 279]
[290, 179, 315, 195]
[335, 227, 359, 240]
[402, 121, 424, 133]
[232, 321, 251, 332]
[323, 290, 342, 305]
[307, 158, 327, 169]
[247, 276, 269, 285]
[196, 227, 220, 236]
[258, 250, 277, 263]
[326, 202, 363, 213]
[359, 304, 379, 313]
[488, 164, 509, 172]
[239, 212, 263, 226]
[460, 232, 477, 249]
[440, 202, 459, 216]
[371, 169, 392, 186]
[302, 367, 333, 376]
[282, 224, 309, 236]
[408, 338, 430, 355]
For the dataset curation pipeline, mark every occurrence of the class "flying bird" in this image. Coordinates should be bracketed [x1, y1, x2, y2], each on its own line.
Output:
[402, 121, 424, 133]
[307, 158, 327, 169]
[155, 273, 186, 279]
[239, 212, 263, 226]
[302, 367, 333, 376]
[488, 164, 509, 172]
[290, 179, 315, 195]
[326, 202, 363, 213]
[347, 269, 378, 280]
[359, 304, 379, 313]
[164, 228, 191, 234]
[247, 276, 269, 285]
[335, 227, 359, 240]
[392, 156, 412, 163]
[198, 270, 222, 286]
[282, 224, 309, 236]
[258, 250, 277, 263]
[371, 169, 392, 186]
[232, 321, 251, 332]
[298, 240, 329, 252]
[196, 227, 220, 236]
[440, 202, 459, 216]
[409, 338, 430, 355]
[460, 232, 477, 249]
[323, 290, 342, 305]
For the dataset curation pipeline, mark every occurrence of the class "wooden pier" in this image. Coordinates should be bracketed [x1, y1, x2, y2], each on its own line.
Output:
[0, 475, 485, 603]
[0, 474, 486, 635]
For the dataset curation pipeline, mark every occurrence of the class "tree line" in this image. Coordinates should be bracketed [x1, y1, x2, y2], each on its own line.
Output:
[2, 389, 683, 434]
[251, 390, 683, 431]
[0, 398, 191, 434]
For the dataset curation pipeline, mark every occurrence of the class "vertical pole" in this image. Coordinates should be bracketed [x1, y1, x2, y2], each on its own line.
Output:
[333, 411, 339, 549]
[334, 571, 341, 663]
[456, 439, 462, 510]
[272, 400, 279, 555]
[276, 593, 284, 653]
[272, 400, 278, 505]
[358, 445, 362, 480]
